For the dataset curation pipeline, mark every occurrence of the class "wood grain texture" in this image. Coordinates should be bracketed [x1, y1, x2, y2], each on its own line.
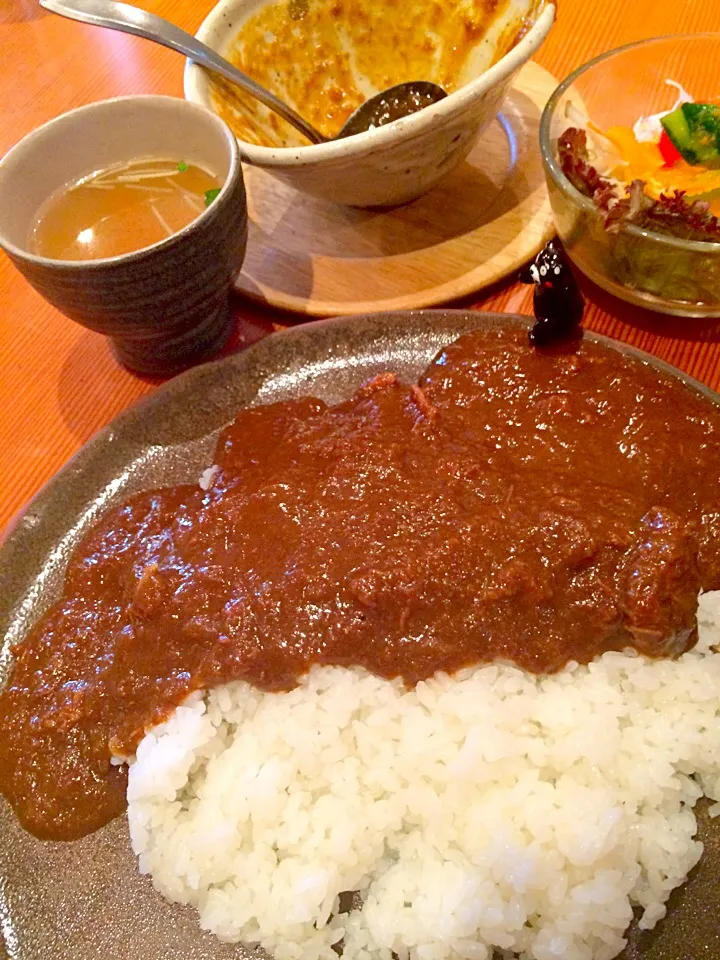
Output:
[1, 0, 720, 533]
[235, 62, 557, 316]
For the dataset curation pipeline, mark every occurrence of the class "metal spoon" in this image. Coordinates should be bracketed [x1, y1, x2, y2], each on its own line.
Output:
[39, 0, 447, 144]
[339, 81, 447, 139]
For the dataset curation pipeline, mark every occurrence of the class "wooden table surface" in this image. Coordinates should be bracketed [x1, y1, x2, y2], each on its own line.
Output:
[1, 0, 720, 534]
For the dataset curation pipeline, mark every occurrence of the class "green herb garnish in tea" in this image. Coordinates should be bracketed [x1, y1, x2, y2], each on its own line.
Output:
[204, 188, 221, 207]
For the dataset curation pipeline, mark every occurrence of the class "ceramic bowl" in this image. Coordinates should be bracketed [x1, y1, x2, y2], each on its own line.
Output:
[184, 0, 556, 208]
[540, 35, 720, 317]
[0, 96, 248, 374]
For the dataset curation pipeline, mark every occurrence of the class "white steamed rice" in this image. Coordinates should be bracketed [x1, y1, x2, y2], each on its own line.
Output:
[126, 592, 720, 960]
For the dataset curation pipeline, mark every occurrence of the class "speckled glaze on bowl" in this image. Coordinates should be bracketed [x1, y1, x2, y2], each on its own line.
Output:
[0, 96, 248, 374]
[184, 0, 555, 207]
[1, 310, 720, 960]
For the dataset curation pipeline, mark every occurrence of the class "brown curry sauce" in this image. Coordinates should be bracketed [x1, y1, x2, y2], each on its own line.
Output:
[1, 328, 719, 841]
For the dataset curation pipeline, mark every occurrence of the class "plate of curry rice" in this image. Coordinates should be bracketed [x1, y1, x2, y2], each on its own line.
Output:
[1, 310, 720, 960]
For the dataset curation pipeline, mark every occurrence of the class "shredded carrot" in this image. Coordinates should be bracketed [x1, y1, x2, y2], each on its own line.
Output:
[597, 123, 720, 203]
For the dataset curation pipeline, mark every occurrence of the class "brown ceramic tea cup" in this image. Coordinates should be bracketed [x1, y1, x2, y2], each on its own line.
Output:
[0, 95, 247, 374]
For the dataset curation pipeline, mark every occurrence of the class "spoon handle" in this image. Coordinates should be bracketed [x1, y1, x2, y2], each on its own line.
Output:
[39, 0, 326, 145]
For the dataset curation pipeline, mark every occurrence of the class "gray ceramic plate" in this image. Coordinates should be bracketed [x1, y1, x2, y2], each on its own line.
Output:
[1, 310, 719, 960]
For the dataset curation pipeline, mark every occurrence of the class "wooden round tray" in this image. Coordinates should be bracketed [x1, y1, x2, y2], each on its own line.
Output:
[233, 61, 558, 317]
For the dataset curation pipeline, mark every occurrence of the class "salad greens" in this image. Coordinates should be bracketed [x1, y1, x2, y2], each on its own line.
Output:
[559, 127, 720, 242]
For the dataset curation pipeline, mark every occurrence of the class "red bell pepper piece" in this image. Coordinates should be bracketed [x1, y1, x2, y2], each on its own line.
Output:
[659, 129, 682, 166]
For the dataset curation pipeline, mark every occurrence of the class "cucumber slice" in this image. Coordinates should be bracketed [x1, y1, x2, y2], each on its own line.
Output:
[661, 103, 720, 168]
[661, 109, 692, 160]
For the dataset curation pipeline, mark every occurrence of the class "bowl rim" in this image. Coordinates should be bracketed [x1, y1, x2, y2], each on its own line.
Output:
[0, 94, 242, 270]
[184, 0, 556, 166]
[539, 32, 720, 254]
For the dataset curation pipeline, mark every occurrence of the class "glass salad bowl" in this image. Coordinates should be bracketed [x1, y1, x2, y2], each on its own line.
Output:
[540, 34, 720, 317]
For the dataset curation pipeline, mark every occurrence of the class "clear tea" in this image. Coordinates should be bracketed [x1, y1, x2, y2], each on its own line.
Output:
[30, 159, 221, 261]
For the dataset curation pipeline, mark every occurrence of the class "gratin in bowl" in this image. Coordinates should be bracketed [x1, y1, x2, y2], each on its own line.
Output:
[184, 0, 555, 208]
[540, 35, 720, 317]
